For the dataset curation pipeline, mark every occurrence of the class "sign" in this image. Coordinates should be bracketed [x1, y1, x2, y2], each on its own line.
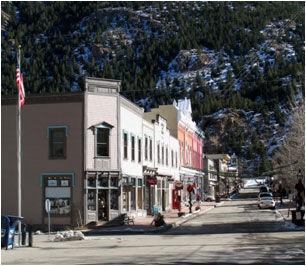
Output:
[45, 199, 51, 213]
[123, 183, 133, 192]
[175, 180, 183, 190]
[167, 178, 174, 183]
[146, 177, 157, 185]
[48, 180, 57, 186]
[61, 180, 69, 186]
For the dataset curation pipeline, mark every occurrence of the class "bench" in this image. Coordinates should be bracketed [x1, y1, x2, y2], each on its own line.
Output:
[123, 214, 135, 225]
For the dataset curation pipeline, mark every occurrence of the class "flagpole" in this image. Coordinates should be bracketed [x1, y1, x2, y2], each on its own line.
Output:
[17, 44, 22, 246]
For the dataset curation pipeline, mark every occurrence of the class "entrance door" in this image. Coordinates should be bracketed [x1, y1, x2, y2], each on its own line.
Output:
[162, 190, 166, 211]
[98, 190, 108, 221]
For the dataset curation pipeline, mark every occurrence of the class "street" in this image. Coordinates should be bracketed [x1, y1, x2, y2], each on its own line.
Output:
[2, 188, 305, 265]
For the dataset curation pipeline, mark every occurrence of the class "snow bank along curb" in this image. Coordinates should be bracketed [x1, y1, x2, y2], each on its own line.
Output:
[53, 230, 85, 242]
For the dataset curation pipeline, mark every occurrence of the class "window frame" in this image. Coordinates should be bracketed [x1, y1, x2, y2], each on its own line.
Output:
[123, 132, 128, 160]
[131, 135, 135, 161]
[48, 127, 67, 159]
[138, 138, 142, 163]
[96, 127, 110, 157]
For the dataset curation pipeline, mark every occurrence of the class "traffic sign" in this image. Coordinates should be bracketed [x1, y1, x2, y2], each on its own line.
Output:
[45, 199, 51, 213]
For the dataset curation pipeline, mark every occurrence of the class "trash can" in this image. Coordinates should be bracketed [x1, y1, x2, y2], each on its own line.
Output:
[291, 210, 305, 226]
[1, 215, 24, 250]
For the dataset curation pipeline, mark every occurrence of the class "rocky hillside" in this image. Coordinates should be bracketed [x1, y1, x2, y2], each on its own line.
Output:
[1, 1, 305, 173]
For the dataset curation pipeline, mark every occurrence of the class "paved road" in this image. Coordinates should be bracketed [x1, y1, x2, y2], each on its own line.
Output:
[2, 188, 305, 265]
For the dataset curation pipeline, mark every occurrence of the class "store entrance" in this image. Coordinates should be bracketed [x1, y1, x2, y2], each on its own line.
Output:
[98, 190, 108, 221]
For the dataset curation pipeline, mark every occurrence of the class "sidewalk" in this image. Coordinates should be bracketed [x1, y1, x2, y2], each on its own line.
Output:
[82, 201, 224, 235]
[275, 198, 294, 222]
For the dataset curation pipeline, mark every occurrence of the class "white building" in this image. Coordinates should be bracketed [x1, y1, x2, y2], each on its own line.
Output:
[120, 96, 146, 218]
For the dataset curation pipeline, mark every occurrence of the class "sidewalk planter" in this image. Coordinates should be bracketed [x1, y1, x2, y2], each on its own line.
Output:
[291, 210, 305, 226]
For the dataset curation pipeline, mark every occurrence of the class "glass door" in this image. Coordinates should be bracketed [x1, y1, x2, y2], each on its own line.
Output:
[98, 190, 108, 221]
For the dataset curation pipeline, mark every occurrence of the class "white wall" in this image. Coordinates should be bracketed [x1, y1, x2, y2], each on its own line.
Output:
[142, 119, 154, 169]
[120, 97, 143, 177]
[85, 92, 119, 170]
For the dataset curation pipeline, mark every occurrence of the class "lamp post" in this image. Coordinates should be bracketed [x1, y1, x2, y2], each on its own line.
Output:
[295, 169, 304, 211]
[297, 169, 303, 181]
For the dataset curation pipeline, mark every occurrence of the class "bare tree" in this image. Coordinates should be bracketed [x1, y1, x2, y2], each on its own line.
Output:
[272, 99, 305, 191]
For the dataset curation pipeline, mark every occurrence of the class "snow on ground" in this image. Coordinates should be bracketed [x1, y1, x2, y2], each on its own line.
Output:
[52, 230, 85, 242]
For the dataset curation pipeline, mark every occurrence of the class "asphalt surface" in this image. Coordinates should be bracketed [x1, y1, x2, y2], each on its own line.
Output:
[2, 188, 305, 265]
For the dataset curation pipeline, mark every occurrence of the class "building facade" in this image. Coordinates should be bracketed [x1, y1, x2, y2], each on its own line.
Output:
[1, 77, 189, 228]
[143, 98, 205, 206]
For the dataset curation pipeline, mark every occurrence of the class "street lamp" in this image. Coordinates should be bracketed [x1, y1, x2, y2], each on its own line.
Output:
[297, 169, 303, 181]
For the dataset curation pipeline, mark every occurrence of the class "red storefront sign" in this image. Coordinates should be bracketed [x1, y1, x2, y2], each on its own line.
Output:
[146, 177, 157, 185]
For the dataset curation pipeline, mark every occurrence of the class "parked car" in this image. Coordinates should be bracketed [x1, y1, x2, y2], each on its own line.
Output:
[204, 193, 215, 202]
[258, 197, 275, 209]
[259, 185, 268, 193]
[258, 192, 273, 202]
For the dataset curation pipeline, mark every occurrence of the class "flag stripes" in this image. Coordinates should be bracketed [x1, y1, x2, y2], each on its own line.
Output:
[16, 68, 25, 108]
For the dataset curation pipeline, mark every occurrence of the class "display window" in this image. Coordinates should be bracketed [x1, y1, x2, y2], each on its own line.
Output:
[131, 178, 136, 210]
[44, 175, 71, 215]
[137, 179, 143, 209]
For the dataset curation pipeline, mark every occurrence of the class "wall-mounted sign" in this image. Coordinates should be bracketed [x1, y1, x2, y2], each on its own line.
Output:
[167, 178, 174, 184]
[146, 177, 157, 185]
[123, 182, 133, 192]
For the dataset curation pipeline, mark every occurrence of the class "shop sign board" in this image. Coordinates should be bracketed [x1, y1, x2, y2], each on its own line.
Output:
[146, 177, 157, 185]
[175, 180, 183, 190]
[123, 182, 133, 192]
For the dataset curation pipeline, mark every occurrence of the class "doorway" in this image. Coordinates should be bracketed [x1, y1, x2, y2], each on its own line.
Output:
[98, 190, 108, 221]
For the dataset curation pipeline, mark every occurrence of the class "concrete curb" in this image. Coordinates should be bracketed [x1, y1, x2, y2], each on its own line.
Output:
[171, 201, 225, 228]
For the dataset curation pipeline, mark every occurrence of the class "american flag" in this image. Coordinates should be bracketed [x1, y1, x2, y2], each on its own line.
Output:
[16, 68, 25, 108]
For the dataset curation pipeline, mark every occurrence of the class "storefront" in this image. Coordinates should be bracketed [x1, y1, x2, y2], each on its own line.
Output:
[143, 166, 157, 215]
[156, 174, 172, 212]
[85, 171, 120, 223]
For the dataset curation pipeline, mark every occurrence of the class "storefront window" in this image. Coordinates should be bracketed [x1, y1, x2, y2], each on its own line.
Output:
[110, 189, 119, 210]
[98, 174, 108, 187]
[122, 177, 128, 211]
[157, 179, 162, 208]
[131, 178, 136, 210]
[44, 175, 72, 215]
[88, 176, 96, 187]
[137, 179, 142, 209]
[110, 175, 118, 187]
[88, 190, 96, 211]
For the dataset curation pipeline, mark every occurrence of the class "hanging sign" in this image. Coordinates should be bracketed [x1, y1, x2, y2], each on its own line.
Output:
[175, 180, 183, 190]
[146, 177, 157, 185]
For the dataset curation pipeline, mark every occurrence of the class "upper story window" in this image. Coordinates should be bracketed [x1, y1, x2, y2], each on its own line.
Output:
[138, 138, 142, 163]
[166, 147, 168, 166]
[131, 135, 135, 161]
[123, 133, 128, 159]
[162, 146, 164, 165]
[149, 139, 153, 161]
[157, 144, 160, 164]
[145, 137, 148, 160]
[96, 128, 110, 157]
[48, 126, 68, 159]
[171, 150, 174, 167]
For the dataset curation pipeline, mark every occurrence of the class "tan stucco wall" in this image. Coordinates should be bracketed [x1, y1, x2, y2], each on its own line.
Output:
[1, 100, 84, 226]
[144, 105, 178, 138]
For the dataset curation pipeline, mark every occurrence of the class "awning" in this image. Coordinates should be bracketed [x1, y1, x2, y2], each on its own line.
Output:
[143, 166, 157, 176]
